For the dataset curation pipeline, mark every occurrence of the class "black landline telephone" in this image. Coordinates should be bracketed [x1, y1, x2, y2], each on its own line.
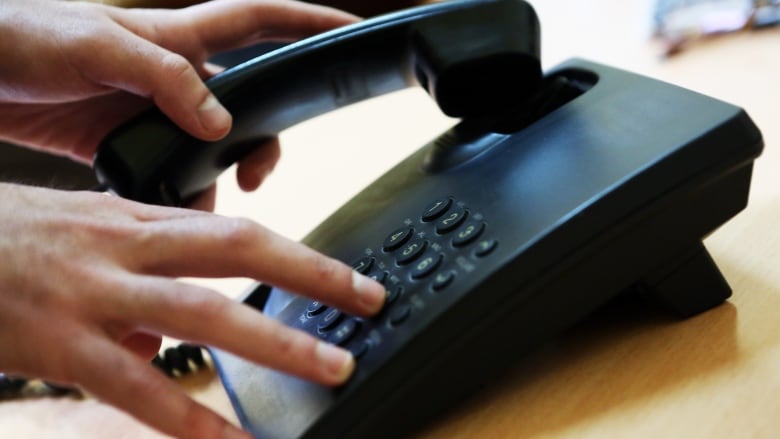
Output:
[93, 0, 763, 438]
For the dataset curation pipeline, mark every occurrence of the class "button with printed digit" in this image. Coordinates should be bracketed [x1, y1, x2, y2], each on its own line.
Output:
[367, 269, 388, 285]
[396, 239, 427, 265]
[452, 221, 485, 247]
[411, 252, 443, 279]
[382, 227, 413, 252]
[351, 257, 374, 274]
[436, 207, 468, 234]
[317, 308, 343, 332]
[421, 198, 452, 222]
[385, 285, 403, 307]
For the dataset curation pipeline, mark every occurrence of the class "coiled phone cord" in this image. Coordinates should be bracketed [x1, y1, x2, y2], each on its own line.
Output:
[0, 343, 208, 399]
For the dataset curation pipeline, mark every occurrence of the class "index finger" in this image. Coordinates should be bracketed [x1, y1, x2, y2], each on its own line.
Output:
[114, 0, 360, 55]
[128, 214, 386, 317]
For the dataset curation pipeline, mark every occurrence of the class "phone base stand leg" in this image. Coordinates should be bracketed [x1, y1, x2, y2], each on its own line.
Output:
[639, 242, 732, 317]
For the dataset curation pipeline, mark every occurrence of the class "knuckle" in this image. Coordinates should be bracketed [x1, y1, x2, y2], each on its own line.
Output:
[310, 254, 345, 287]
[157, 52, 193, 84]
[218, 217, 259, 249]
[173, 286, 231, 326]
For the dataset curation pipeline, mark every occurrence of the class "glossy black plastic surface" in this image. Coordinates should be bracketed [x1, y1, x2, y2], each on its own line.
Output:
[210, 59, 763, 438]
[93, 0, 540, 205]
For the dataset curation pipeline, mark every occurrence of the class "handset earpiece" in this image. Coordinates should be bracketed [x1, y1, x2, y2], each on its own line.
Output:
[93, 0, 540, 206]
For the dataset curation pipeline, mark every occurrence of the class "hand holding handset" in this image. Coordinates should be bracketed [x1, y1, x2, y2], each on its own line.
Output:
[93, 0, 541, 206]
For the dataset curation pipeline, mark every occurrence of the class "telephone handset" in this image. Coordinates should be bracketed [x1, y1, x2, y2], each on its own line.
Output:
[93, 0, 541, 206]
[94, 0, 763, 438]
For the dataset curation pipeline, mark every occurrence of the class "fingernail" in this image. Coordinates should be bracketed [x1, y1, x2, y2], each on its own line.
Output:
[222, 424, 251, 439]
[316, 341, 354, 382]
[198, 93, 231, 134]
[352, 271, 385, 313]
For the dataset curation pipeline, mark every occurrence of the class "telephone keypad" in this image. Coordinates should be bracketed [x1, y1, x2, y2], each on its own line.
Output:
[297, 196, 497, 363]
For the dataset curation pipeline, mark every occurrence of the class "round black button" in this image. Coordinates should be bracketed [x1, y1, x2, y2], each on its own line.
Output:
[436, 208, 468, 234]
[306, 301, 327, 316]
[474, 239, 498, 257]
[349, 340, 371, 359]
[397, 239, 427, 265]
[452, 221, 485, 247]
[329, 318, 361, 346]
[382, 227, 413, 252]
[351, 257, 374, 274]
[385, 286, 403, 307]
[432, 271, 455, 291]
[421, 198, 453, 222]
[367, 269, 388, 285]
[317, 308, 343, 332]
[388, 304, 412, 327]
[411, 253, 443, 279]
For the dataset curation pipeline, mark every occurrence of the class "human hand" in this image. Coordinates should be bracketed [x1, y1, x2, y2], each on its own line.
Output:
[0, 183, 386, 439]
[0, 0, 358, 193]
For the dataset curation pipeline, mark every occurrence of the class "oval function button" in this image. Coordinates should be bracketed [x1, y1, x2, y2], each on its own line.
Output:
[474, 239, 498, 257]
[421, 198, 452, 222]
[349, 340, 371, 359]
[306, 301, 327, 317]
[329, 318, 361, 346]
[388, 303, 412, 327]
[431, 271, 455, 291]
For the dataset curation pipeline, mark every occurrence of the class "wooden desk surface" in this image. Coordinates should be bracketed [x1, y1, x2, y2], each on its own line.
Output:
[2, 1, 779, 437]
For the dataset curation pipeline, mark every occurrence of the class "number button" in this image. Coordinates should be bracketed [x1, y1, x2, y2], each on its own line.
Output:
[397, 239, 427, 265]
[352, 257, 374, 274]
[436, 207, 467, 234]
[421, 198, 452, 222]
[411, 253, 443, 279]
[452, 221, 485, 247]
[317, 308, 343, 332]
[382, 227, 413, 252]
